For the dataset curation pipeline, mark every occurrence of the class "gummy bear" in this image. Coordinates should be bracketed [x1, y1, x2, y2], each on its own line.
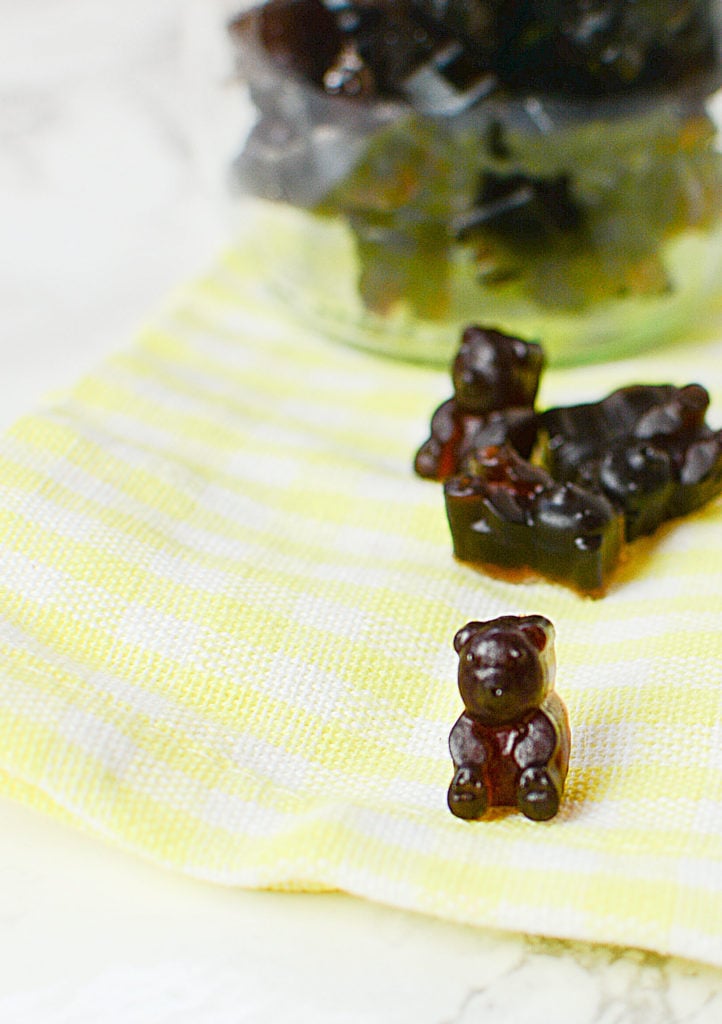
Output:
[539, 384, 722, 541]
[448, 614, 571, 822]
[414, 326, 543, 480]
[444, 444, 624, 595]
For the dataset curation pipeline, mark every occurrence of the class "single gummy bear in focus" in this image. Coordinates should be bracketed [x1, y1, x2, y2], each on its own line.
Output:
[448, 614, 571, 822]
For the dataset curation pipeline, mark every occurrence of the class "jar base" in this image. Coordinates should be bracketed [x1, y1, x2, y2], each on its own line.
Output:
[235, 199, 722, 367]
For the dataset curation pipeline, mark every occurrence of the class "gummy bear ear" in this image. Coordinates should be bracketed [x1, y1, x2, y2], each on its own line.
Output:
[518, 615, 554, 652]
[453, 621, 486, 653]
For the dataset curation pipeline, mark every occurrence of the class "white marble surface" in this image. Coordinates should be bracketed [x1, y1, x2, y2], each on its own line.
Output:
[1, 1, 722, 1019]
[0, 0, 227, 431]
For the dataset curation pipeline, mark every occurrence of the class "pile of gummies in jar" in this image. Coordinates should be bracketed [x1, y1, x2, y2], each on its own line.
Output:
[229, 1, 722, 318]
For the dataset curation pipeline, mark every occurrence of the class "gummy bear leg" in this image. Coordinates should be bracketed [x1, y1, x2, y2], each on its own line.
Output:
[517, 766, 561, 821]
[448, 766, 489, 820]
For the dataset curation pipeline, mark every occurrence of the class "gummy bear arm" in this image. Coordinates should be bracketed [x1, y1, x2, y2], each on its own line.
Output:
[429, 399, 457, 442]
[414, 400, 457, 478]
[513, 708, 558, 770]
[679, 432, 722, 486]
[449, 713, 488, 768]
[414, 438, 441, 478]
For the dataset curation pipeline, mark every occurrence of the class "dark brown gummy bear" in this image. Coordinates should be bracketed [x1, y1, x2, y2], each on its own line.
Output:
[448, 615, 571, 822]
[444, 444, 624, 595]
[452, 326, 544, 414]
[539, 383, 722, 541]
[414, 326, 543, 480]
[540, 384, 709, 480]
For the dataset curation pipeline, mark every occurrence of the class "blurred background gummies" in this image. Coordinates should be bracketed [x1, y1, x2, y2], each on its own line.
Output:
[217, 1, 722, 365]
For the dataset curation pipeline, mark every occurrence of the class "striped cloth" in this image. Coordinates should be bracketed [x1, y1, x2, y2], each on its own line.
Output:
[1, 249, 722, 966]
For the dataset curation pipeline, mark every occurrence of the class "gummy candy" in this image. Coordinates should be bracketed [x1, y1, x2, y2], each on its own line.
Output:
[539, 384, 722, 541]
[444, 444, 624, 595]
[414, 326, 543, 479]
[228, 1, 722, 324]
[417, 328, 722, 593]
[448, 614, 571, 821]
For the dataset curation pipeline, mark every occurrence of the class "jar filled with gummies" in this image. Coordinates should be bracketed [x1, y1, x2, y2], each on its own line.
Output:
[219, 1, 722, 365]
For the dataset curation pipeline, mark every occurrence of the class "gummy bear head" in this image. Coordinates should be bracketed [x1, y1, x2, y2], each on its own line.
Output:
[533, 481, 616, 551]
[598, 444, 673, 539]
[453, 615, 555, 726]
[451, 326, 543, 415]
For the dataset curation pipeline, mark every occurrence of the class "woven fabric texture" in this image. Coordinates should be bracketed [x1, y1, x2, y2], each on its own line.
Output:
[1, 251, 721, 965]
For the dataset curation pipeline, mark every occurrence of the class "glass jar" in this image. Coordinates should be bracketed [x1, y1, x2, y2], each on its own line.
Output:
[203, 1, 722, 366]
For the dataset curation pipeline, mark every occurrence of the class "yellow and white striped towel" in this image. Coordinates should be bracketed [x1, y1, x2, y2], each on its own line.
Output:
[1, 249, 722, 965]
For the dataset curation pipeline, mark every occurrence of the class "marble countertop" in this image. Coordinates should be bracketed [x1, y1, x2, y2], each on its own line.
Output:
[1, 1, 721, 1019]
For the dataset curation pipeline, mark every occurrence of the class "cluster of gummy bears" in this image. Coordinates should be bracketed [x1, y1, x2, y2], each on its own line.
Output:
[229, 2, 722, 322]
[416, 325, 722, 594]
[232, 1, 716, 105]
